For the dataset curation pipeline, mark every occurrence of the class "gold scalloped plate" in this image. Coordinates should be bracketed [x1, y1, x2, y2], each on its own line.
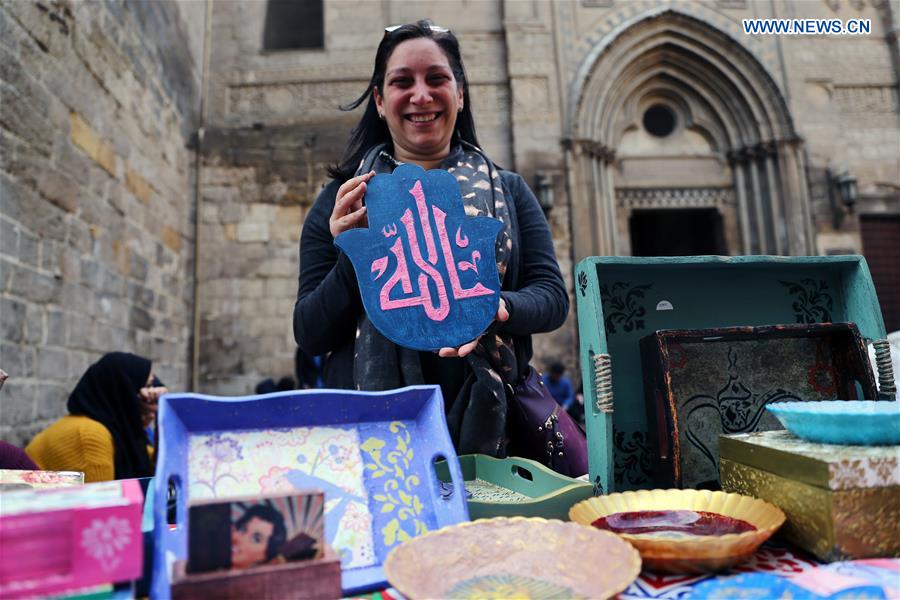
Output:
[383, 517, 641, 599]
[569, 489, 785, 574]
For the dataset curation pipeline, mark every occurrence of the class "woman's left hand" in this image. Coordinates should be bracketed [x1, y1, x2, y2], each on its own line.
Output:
[437, 298, 508, 358]
[139, 385, 168, 428]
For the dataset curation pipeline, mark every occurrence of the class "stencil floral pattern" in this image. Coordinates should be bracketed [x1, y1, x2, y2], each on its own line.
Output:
[81, 516, 132, 572]
[600, 282, 652, 336]
[360, 421, 428, 549]
[613, 429, 652, 487]
[779, 279, 833, 323]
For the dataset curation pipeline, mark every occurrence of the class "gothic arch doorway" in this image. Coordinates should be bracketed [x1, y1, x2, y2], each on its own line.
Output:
[567, 9, 814, 258]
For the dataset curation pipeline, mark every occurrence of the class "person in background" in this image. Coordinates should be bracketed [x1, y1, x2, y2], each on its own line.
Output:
[0, 369, 40, 470]
[546, 361, 575, 411]
[26, 352, 166, 482]
[295, 346, 323, 389]
[294, 21, 568, 458]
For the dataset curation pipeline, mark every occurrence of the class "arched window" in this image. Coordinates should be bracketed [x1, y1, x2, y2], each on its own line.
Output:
[263, 0, 324, 51]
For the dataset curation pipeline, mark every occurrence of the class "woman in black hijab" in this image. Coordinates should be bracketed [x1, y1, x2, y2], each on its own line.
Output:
[27, 352, 165, 481]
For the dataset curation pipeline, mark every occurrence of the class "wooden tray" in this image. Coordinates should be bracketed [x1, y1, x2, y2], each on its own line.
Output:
[435, 454, 593, 520]
[640, 322, 877, 488]
[575, 255, 887, 494]
[151, 386, 468, 597]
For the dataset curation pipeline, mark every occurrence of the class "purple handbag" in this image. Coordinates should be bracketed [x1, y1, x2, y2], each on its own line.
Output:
[505, 366, 589, 478]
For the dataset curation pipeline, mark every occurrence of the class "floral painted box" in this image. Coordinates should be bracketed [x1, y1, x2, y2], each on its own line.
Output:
[0, 479, 144, 599]
[575, 255, 887, 494]
[152, 386, 468, 598]
[720, 430, 900, 561]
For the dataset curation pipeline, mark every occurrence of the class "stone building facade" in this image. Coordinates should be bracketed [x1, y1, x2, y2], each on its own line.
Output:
[2, 0, 898, 442]
[0, 0, 205, 444]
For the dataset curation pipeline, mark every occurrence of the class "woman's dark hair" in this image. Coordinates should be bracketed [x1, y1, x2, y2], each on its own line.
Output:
[327, 20, 480, 181]
[235, 504, 288, 563]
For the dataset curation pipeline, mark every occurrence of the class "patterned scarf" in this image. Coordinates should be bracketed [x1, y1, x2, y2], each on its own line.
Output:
[351, 141, 517, 457]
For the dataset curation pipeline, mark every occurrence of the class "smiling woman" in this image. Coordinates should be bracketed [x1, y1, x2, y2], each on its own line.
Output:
[293, 20, 571, 465]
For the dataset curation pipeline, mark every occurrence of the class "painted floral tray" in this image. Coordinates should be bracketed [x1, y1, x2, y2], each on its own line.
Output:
[435, 454, 593, 520]
[151, 386, 468, 598]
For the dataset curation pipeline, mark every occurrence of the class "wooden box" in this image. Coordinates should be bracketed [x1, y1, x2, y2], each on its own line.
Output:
[0, 479, 144, 599]
[171, 546, 341, 600]
[641, 323, 876, 488]
[720, 430, 900, 561]
[575, 255, 887, 493]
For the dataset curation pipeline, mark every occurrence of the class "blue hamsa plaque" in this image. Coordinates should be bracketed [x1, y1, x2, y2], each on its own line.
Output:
[335, 164, 502, 351]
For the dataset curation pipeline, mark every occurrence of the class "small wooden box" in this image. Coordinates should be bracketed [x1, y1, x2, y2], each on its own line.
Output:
[171, 546, 341, 600]
[720, 430, 900, 561]
[0, 479, 144, 599]
[640, 322, 876, 488]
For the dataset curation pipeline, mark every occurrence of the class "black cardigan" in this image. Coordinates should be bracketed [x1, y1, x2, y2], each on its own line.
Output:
[293, 170, 568, 389]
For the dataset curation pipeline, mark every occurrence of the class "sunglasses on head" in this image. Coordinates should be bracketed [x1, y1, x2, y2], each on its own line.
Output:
[384, 23, 450, 37]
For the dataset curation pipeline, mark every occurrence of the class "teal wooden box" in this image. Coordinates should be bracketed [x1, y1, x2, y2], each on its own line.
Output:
[435, 455, 593, 521]
[574, 255, 886, 494]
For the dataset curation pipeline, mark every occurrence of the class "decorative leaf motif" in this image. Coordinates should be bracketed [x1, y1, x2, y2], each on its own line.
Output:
[359, 421, 429, 551]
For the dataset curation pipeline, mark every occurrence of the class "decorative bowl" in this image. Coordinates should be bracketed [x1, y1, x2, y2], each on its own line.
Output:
[766, 400, 900, 445]
[569, 489, 785, 573]
[383, 517, 641, 599]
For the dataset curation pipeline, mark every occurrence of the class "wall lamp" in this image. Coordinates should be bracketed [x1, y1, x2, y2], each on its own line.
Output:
[534, 172, 554, 214]
[827, 168, 857, 229]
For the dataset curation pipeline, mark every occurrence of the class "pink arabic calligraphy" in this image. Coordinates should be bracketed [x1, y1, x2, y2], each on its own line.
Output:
[370, 179, 493, 322]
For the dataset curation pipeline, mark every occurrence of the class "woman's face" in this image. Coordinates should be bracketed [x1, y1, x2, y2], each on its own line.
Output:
[374, 37, 464, 166]
[231, 516, 273, 568]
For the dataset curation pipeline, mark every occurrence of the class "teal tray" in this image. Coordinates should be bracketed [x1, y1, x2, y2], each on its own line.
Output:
[575, 255, 887, 494]
[436, 454, 593, 520]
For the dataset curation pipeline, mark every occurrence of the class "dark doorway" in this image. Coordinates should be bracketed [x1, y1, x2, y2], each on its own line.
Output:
[630, 208, 727, 256]
[861, 214, 900, 332]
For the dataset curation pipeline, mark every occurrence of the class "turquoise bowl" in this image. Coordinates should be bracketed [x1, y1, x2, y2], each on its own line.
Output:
[766, 401, 900, 446]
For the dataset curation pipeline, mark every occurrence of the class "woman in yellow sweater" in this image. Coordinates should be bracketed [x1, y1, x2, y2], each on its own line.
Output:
[26, 352, 166, 482]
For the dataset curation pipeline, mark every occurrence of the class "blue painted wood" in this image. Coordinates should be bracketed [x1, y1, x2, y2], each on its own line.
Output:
[151, 386, 468, 598]
[574, 255, 887, 494]
[335, 164, 502, 351]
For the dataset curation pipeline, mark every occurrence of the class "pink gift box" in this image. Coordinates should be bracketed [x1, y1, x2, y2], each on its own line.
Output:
[0, 479, 144, 599]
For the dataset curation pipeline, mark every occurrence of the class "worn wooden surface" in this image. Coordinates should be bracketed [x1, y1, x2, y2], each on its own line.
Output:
[641, 322, 877, 488]
[171, 546, 341, 600]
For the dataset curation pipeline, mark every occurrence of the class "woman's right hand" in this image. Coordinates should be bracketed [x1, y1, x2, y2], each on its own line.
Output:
[330, 171, 374, 237]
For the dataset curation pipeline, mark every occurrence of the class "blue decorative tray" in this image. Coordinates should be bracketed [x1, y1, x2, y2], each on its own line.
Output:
[151, 386, 468, 598]
[766, 401, 900, 445]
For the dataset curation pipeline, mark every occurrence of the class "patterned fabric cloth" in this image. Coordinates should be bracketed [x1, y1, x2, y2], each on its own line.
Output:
[351, 142, 520, 457]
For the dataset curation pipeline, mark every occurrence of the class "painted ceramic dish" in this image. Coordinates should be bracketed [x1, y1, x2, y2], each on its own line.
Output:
[383, 517, 641, 599]
[766, 400, 900, 445]
[569, 489, 785, 573]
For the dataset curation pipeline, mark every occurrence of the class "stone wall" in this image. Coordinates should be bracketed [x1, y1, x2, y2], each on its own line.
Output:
[0, 1, 204, 444]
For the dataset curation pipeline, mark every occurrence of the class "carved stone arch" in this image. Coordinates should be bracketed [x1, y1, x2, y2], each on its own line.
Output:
[566, 9, 814, 259]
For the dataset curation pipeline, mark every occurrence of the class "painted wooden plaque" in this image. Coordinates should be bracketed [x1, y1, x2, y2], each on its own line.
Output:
[335, 164, 502, 351]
